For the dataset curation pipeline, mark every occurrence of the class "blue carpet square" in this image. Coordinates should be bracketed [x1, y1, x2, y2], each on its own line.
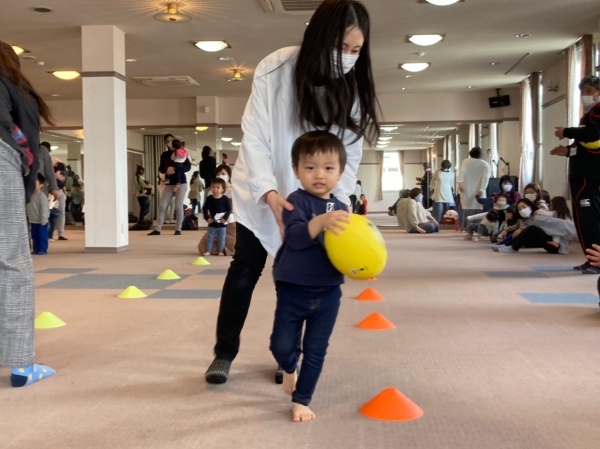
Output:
[484, 271, 549, 278]
[37, 268, 96, 274]
[38, 274, 184, 289]
[146, 289, 221, 299]
[529, 266, 575, 272]
[198, 269, 229, 276]
[520, 293, 599, 305]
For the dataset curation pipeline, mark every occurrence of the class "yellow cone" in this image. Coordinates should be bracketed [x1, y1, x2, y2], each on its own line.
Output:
[117, 286, 147, 299]
[157, 269, 180, 280]
[35, 312, 66, 329]
[192, 257, 210, 266]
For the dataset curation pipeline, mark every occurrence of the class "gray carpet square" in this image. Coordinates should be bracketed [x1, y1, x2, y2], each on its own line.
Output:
[529, 266, 575, 272]
[146, 289, 222, 299]
[520, 293, 599, 304]
[37, 268, 96, 274]
[484, 271, 549, 278]
[38, 274, 184, 289]
[197, 269, 229, 276]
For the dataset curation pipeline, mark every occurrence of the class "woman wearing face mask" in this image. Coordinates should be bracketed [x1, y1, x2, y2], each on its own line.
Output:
[405, 188, 439, 234]
[492, 198, 537, 250]
[551, 75, 600, 274]
[204, 0, 380, 396]
[494, 175, 520, 205]
[522, 182, 549, 211]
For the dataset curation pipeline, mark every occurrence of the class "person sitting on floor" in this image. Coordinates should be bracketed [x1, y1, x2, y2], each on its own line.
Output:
[405, 187, 439, 234]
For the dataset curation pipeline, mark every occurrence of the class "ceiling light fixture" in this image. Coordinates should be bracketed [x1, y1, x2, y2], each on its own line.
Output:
[11, 45, 25, 55]
[515, 33, 530, 38]
[490, 62, 500, 66]
[51, 71, 80, 80]
[50, 145, 58, 150]
[231, 141, 241, 146]
[154, 3, 192, 23]
[423, 0, 462, 5]
[378, 136, 393, 141]
[195, 126, 208, 131]
[407, 34, 444, 46]
[376, 144, 388, 149]
[380, 126, 398, 132]
[194, 40, 230, 52]
[125, 58, 137, 62]
[218, 56, 233, 61]
[221, 137, 233, 142]
[400, 63, 430, 72]
[227, 68, 245, 82]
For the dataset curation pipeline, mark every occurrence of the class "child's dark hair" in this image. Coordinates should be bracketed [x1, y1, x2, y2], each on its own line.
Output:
[409, 187, 422, 199]
[211, 177, 226, 190]
[171, 139, 183, 149]
[496, 193, 507, 202]
[551, 196, 572, 220]
[485, 209, 499, 222]
[504, 205, 517, 224]
[541, 189, 551, 205]
[291, 130, 347, 170]
[36, 173, 45, 184]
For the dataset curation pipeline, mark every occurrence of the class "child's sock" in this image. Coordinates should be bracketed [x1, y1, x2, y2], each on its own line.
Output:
[11, 364, 55, 387]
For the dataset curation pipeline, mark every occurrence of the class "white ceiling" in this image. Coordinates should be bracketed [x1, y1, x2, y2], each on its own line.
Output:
[5, 0, 600, 151]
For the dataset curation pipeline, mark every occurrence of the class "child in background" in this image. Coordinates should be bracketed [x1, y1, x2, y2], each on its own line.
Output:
[465, 193, 509, 241]
[26, 173, 50, 255]
[356, 193, 367, 215]
[170, 139, 188, 193]
[491, 205, 517, 243]
[202, 178, 231, 256]
[269, 130, 350, 422]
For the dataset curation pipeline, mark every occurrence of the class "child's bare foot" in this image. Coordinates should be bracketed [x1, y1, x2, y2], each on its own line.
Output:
[292, 403, 316, 422]
[218, 252, 226, 256]
[202, 252, 210, 256]
[282, 370, 297, 395]
[547, 241, 560, 248]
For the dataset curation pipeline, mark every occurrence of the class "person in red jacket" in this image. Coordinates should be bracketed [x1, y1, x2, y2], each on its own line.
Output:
[356, 193, 368, 215]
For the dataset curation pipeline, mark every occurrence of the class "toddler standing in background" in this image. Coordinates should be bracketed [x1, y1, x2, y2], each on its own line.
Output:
[26, 173, 49, 255]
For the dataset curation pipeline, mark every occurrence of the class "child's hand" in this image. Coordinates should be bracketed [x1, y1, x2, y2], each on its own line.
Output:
[220, 218, 227, 224]
[207, 217, 214, 224]
[173, 184, 180, 193]
[417, 227, 427, 234]
[317, 210, 350, 236]
[513, 229, 522, 238]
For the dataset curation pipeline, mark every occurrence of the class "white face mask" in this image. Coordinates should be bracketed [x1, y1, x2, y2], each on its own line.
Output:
[416, 194, 423, 202]
[581, 95, 598, 111]
[519, 207, 532, 218]
[332, 52, 359, 77]
[502, 184, 512, 192]
[524, 193, 537, 202]
[217, 174, 229, 183]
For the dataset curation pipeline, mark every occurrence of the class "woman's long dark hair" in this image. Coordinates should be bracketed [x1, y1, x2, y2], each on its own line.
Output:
[294, 0, 380, 144]
[0, 41, 54, 126]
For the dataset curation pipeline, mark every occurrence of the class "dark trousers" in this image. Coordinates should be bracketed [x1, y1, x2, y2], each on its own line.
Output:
[137, 196, 149, 223]
[511, 225, 558, 254]
[270, 282, 341, 406]
[570, 177, 600, 255]
[214, 223, 268, 361]
[189, 198, 199, 215]
[349, 195, 357, 213]
[31, 223, 48, 254]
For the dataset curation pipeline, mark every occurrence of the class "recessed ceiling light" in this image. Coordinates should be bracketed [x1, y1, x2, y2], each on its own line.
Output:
[468, 85, 474, 89]
[380, 126, 398, 132]
[231, 142, 241, 146]
[376, 144, 388, 149]
[32, 6, 53, 13]
[194, 41, 230, 52]
[305, 22, 310, 26]
[401, 87, 408, 91]
[195, 126, 208, 131]
[51, 71, 80, 80]
[400, 63, 430, 72]
[221, 137, 233, 142]
[51, 94, 60, 97]
[125, 58, 137, 62]
[405, 75, 412, 78]
[50, 145, 58, 150]
[490, 62, 500, 66]
[407, 34, 444, 46]
[515, 33, 530, 38]
[11, 45, 25, 55]
[218, 56, 233, 61]
[378, 136, 393, 141]
[423, 0, 461, 5]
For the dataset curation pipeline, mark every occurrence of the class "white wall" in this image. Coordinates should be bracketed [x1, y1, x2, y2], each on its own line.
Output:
[541, 98, 569, 198]
[497, 121, 520, 178]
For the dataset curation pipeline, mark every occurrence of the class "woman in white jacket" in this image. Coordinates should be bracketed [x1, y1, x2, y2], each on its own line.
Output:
[205, 0, 380, 386]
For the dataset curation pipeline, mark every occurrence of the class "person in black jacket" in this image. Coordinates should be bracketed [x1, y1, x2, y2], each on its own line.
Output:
[0, 41, 56, 386]
[551, 75, 600, 274]
[199, 145, 216, 196]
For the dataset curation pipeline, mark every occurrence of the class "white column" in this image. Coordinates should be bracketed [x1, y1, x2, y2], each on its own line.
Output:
[81, 25, 128, 253]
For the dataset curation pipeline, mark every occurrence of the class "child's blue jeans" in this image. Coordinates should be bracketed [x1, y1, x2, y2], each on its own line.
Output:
[31, 223, 48, 254]
[270, 281, 341, 406]
[206, 226, 226, 253]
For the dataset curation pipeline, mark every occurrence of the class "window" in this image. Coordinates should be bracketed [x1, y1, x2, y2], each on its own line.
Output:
[382, 152, 403, 191]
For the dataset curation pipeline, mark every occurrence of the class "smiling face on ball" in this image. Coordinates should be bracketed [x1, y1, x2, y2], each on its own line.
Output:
[294, 151, 344, 199]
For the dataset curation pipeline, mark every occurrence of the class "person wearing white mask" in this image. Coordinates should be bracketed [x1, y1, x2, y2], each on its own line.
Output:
[522, 182, 549, 211]
[204, 0, 380, 393]
[494, 175, 520, 205]
[551, 75, 600, 274]
[405, 188, 439, 234]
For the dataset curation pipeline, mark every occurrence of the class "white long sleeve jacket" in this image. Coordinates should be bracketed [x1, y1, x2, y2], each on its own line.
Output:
[232, 46, 364, 256]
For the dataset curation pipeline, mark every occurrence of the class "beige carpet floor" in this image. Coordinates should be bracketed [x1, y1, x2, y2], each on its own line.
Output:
[1, 220, 600, 449]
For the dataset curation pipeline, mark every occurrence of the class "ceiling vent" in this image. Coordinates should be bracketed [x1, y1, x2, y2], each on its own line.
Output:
[260, 0, 320, 13]
[133, 76, 199, 88]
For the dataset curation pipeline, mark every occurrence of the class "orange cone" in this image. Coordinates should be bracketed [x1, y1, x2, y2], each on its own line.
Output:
[355, 288, 384, 301]
[356, 312, 395, 330]
[360, 388, 424, 421]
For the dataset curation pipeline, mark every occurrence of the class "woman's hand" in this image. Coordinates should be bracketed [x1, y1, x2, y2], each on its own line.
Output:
[554, 127, 566, 139]
[417, 227, 426, 234]
[166, 167, 175, 175]
[265, 190, 294, 238]
[513, 228, 522, 238]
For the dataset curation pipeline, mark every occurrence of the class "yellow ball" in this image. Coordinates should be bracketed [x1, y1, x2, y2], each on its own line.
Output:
[324, 214, 387, 280]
